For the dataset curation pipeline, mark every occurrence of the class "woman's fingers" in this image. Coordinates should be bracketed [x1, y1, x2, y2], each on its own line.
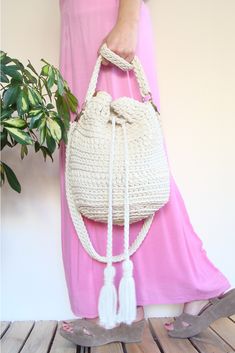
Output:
[98, 17, 138, 66]
[100, 48, 134, 66]
[101, 57, 110, 66]
[124, 53, 135, 63]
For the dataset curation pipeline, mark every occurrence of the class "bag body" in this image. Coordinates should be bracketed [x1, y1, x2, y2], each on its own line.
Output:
[68, 91, 169, 225]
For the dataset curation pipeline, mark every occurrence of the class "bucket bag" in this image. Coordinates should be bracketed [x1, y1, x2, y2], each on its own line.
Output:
[65, 43, 170, 328]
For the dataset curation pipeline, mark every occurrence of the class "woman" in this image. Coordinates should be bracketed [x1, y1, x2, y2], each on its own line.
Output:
[58, 0, 234, 345]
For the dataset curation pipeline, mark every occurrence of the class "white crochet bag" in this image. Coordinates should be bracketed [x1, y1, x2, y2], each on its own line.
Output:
[65, 43, 170, 329]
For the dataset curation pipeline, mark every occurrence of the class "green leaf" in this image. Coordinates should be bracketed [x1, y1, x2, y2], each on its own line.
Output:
[46, 132, 56, 154]
[0, 107, 15, 121]
[47, 66, 55, 89]
[46, 103, 54, 109]
[33, 89, 43, 104]
[28, 86, 42, 106]
[65, 90, 78, 113]
[11, 58, 25, 71]
[41, 64, 50, 76]
[0, 69, 9, 83]
[17, 88, 29, 115]
[20, 145, 28, 159]
[27, 87, 38, 106]
[28, 112, 43, 129]
[0, 51, 6, 61]
[1, 52, 12, 65]
[40, 76, 52, 100]
[2, 65, 23, 81]
[27, 60, 38, 76]
[2, 85, 20, 107]
[1, 161, 21, 193]
[23, 69, 37, 84]
[34, 141, 40, 152]
[47, 117, 62, 142]
[5, 127, 33, 145]
[56, 94, 70, 129]
[63, 79, 70, 90]
[40, 146, 53, 162]
[0, 129, 8, 150]
[56, 71, 64, 95]
[29, 108, 43, 116]
[54, 116, 67, 144]
[38, 117, 46, 144]
[2, 117, 27, 129]
[0, 163, 5, 186]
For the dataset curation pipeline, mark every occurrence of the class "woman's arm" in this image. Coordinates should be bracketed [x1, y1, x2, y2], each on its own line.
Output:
[98, 0, 142, 65]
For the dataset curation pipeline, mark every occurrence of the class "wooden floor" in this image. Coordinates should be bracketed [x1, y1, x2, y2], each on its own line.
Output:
[1, 315, 235, 353]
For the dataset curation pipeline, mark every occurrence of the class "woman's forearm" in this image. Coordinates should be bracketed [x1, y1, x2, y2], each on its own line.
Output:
[117, 0, 142, 26]
[98, 0, 142, 64]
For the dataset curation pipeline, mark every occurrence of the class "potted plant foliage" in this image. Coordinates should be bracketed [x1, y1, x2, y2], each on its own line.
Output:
[0, 50, 79, 193]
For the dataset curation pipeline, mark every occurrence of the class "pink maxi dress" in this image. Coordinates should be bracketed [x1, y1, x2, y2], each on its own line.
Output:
[58, 0, 231, 318]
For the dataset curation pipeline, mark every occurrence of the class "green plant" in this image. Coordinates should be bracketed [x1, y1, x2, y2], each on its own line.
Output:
[0, 50, 79, 193]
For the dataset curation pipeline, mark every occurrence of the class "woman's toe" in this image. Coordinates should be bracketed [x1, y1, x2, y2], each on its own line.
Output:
[164, 322, 174, 331]
[164, 320, 190, 331]
[62, 323, 74, 332]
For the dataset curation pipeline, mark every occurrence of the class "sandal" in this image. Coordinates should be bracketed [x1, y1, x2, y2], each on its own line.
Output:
[166, 288, 235, 338]
[59, 318, 146, 347]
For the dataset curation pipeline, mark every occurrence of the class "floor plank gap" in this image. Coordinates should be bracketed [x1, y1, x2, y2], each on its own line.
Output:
[147, 318, 165, 353]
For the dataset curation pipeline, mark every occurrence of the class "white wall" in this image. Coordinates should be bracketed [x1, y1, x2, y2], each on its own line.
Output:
[1, 0, 235, 321]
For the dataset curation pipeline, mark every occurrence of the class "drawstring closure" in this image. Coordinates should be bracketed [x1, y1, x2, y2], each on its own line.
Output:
[98, 114, 137, 329]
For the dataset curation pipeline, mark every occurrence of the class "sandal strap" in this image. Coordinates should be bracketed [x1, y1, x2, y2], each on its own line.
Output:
[209, 296, 221, 305]
[172, 312, 196, 330]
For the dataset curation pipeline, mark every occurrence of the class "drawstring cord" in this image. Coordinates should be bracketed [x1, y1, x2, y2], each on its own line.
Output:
[98, 115, 137, 329]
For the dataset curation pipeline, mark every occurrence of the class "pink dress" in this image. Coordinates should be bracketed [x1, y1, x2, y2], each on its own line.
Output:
[58, 0, 231, 318]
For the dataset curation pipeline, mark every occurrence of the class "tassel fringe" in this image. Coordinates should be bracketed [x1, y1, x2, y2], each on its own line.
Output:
[98, 264, 118, 329]
[116, 259, 137, 325]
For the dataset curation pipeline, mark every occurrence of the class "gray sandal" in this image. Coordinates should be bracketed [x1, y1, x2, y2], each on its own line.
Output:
[59, 318, 146, 347]
[167, 287, 235, 338]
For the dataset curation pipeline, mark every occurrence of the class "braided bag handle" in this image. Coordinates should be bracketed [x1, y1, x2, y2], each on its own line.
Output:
[85, 43, 151, 103]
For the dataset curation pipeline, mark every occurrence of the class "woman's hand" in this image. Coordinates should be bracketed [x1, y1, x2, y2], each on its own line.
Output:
[98, 0, 142, 65]
[98, 20, 138, 65]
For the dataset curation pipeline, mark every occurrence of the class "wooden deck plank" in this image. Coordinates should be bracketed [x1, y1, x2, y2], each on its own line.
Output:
[209, 317, 235, 350]
[0, 321, 11, 338]
[20, 320, 57, 353]
[125, 320, 162, 353]
[148, 317, 198, 353]
[49, 321, 77, 353]
[91, 342, 124, 353]
[0, 321, 34, 353]
[229, 314, 235, 323]
[189, 326, 233, 353]
[1, 317, 235, 353]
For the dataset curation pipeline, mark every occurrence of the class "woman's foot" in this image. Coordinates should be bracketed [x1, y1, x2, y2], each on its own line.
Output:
[62, 305, 145, 334]
[164, 299, 210, 331]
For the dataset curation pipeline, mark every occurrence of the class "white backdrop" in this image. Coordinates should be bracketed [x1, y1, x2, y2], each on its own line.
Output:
[1, 0, 235, 320]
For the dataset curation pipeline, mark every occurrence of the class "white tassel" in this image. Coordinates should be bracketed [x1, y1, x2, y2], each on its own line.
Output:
[98, 263, 118, 329]
[116, 259, 137, 325]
